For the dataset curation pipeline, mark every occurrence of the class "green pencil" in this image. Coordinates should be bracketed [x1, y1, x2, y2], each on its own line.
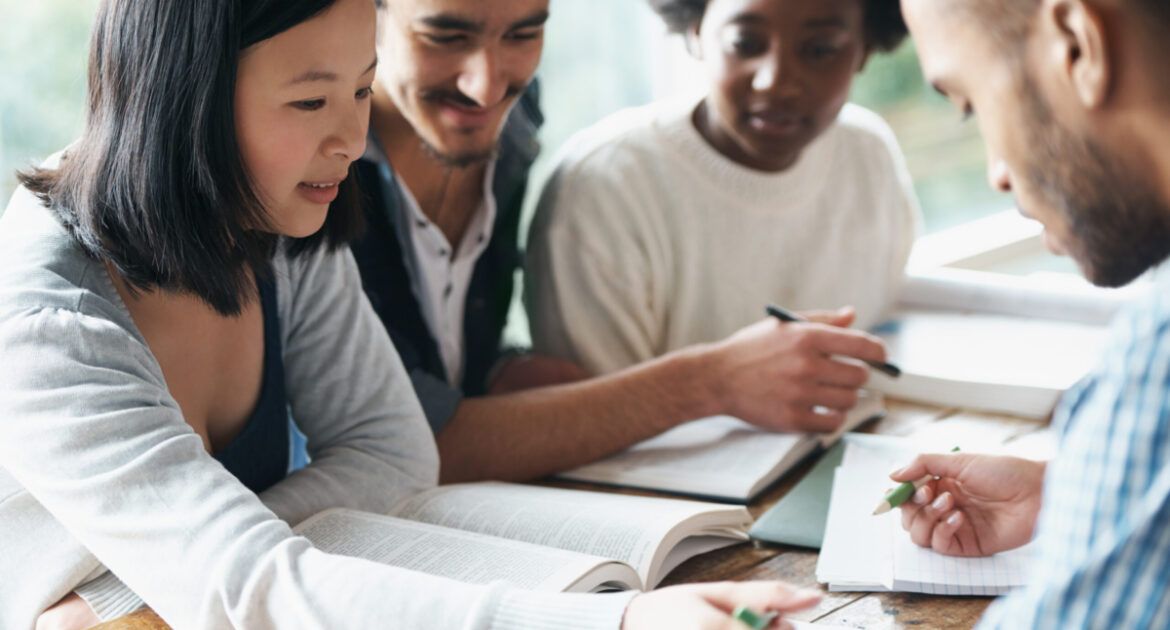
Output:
[732, 605, 778, 630]
[872, 447, 961, 516]
[872, 474, 933, 515]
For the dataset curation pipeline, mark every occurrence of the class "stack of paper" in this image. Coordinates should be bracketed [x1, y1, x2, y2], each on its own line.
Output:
[866, 272, 1120, 419]
[816, 435, 1033, 595]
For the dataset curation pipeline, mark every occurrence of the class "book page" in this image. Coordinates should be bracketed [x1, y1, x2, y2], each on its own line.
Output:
[295, 509, 641, 593]
[559, 416, 803, 500]
[557, 394, 885, 502]
[389, 482, 749, 587]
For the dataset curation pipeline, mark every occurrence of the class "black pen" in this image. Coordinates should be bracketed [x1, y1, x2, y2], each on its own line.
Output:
[765, 304, 902, 379]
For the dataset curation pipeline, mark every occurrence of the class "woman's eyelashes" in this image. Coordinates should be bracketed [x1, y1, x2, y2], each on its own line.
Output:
[723, 29, 767, 57]
[292, 98, 326, 112]
[722, 30, 846, 63]
[801, 40, 843, 62]
[290, 86, 374, 112]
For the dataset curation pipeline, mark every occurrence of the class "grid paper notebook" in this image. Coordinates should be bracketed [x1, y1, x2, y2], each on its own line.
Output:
[816, 434, 1033, 595]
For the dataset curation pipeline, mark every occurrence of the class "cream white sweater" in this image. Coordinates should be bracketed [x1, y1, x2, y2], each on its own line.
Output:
[0, 184, 633, 629]
[526, 99, 920, 374]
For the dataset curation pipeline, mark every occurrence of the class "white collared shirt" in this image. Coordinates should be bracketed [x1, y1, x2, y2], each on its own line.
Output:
[401, 162, 498, 386]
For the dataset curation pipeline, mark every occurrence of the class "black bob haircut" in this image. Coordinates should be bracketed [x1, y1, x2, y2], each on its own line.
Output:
[647, 0, 908, 53]
[18, 0, 363, 317]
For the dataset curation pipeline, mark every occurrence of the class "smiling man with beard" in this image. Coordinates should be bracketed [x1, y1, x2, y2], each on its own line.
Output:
[885, 0, 1170, 626]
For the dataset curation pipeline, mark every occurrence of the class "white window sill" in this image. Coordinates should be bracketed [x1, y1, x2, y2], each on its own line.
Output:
[908, 209, 1151, 308]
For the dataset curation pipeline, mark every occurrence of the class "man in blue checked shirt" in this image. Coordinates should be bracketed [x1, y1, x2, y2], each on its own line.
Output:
[888, 0, 1170, 626]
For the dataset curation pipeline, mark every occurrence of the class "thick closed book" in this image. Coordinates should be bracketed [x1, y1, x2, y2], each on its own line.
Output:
[295, 482, 751, 593]
[867, 269, 1128, 419]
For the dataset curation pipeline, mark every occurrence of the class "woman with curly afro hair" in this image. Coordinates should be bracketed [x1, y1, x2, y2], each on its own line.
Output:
[527, 0, 923, 421]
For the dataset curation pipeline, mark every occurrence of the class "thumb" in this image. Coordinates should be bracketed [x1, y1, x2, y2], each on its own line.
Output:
[704, 581, 822, 615]
[890, 453, 970, 483]
[801, 306, 856, 328]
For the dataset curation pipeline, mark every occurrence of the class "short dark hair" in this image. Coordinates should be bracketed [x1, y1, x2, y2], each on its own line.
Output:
[18, 0, 364, 316]
[646, 0, 908, 53]
[954, 0, 1170, 48]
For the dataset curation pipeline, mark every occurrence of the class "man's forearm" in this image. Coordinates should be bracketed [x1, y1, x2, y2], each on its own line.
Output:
[436, 344, 721, 483]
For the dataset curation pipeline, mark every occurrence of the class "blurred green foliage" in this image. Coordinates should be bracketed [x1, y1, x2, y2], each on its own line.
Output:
[0, 1, 1004, 233]
[0, 0, 95, 210]
[851, 41, 1009, 231]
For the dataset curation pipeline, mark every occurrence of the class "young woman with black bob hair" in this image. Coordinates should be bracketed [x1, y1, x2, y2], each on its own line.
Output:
[0, 0, 819, 628]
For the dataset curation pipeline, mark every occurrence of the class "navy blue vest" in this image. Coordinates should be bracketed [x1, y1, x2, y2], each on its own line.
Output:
[350, 85, 543, 399]
[213, 276, 289, 493]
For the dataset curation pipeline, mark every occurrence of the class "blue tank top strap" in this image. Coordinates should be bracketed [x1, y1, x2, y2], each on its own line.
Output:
[212, 273, 289, 494]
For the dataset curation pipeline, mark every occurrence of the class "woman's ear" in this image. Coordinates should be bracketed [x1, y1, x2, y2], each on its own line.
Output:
[856, 49, 873, 74]
[684, 21, 703, 59]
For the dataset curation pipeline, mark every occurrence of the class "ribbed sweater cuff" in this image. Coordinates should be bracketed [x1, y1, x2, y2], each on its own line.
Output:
[74, 571, 145, 621]
[488, 589, 636, 630]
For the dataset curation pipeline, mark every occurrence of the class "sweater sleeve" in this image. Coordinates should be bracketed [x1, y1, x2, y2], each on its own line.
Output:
[525, 155, 667, 375]
[0, 253, 634, 629]
[69, 248, 441, 621]
[257, 245, 439, 526]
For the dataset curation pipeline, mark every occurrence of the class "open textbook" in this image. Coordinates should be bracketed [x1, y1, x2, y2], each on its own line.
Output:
[556, 392, 886, 503]
[817, 435, 1034, 595]
[866, 269, 1131, 419]
[294, 482, 751, 593]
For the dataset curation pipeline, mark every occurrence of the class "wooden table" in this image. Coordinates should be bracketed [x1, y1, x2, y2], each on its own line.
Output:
[95, 399, 1051, 630]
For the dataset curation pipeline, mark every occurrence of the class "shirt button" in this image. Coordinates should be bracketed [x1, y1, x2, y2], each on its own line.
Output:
[416, 220, 427, 228]
[478, 234, 486, 244]
[444, 284, 453, 298]
[439, 249, 448, 257]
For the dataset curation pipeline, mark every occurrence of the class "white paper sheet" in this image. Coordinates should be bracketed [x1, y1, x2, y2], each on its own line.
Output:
[817, 436, 1034, 595]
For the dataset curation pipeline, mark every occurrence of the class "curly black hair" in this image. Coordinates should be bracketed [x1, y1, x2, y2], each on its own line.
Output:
[646, 0, 908, 53]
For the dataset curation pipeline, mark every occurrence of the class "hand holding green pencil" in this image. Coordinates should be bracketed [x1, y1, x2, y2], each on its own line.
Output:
[872, 447, 961, 516]
[885, 450, 1047, 558]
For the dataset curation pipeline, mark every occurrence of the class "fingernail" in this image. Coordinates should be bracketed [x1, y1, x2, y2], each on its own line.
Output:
[889, 466, 905, 478]
[913, 487, 929, 504]
[932, 494, 948, 510]
[947, 512, 961, 526]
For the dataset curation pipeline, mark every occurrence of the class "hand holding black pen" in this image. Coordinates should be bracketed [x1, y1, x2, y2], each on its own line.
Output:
[765, 304, 902, 378]
[704, 305, 892, 433]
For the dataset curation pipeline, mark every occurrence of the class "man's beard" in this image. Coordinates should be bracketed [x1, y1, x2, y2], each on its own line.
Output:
[418, 134, 496, 169]
[1019, 77, 1170, 288]
[417, 83, 525, 169]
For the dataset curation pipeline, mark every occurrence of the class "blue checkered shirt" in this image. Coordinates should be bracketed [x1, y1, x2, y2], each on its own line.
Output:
[980, 271, 1170, 629]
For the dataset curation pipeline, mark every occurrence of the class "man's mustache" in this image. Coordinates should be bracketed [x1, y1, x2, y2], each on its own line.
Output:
[420, 84, 526, 108]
